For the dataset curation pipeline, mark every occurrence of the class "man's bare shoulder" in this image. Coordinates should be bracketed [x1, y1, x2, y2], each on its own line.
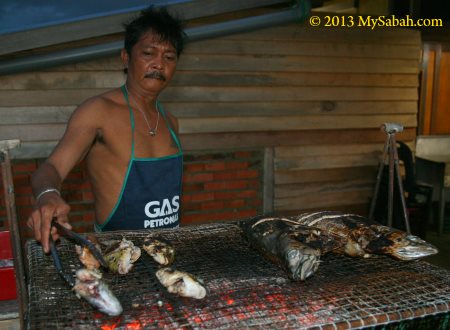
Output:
[74, 88, 124, 116]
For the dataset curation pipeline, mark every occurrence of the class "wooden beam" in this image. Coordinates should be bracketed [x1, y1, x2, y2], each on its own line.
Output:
[181, 128, 417, 151]
[178, 114, 417, 134]
[0, 71, 419, 90]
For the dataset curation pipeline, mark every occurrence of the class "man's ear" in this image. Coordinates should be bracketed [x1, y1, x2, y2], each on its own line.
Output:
[121, 49, 129, 74]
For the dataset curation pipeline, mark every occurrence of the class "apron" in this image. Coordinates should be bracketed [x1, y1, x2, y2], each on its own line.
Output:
[95, 86, 183, 232]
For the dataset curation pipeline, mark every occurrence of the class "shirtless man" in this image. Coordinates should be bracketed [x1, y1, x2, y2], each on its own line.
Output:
[27, 7, 186, 253]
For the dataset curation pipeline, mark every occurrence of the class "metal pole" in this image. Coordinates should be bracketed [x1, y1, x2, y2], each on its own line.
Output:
[387, 133, 395, 227]
[390, 133, 411, 234]
[368, 136, 390, 221]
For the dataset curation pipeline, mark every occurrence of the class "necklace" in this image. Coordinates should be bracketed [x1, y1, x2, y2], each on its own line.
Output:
[124, 85, 160, 136]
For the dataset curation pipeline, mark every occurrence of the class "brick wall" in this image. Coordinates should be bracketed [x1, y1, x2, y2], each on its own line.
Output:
[0, 149, 264, 240]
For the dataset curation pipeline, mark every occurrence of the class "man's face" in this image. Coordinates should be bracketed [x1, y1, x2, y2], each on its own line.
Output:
[125, 30, 178, 95]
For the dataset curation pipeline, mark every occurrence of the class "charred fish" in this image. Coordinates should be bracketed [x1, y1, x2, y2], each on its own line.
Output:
[156, 267, 207, 299]
[143, 236, 175, 266]
[103, 237, 141, 274]
[241, 216, 341, 280]
[75, 235, 102, 270]
[73, 268, 123, 316]
[291, 211, 438, 261]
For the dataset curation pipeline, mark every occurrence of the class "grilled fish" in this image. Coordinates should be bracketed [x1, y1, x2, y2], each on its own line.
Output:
[156, 267, 207, 299]
[73, 268, 123, 316]
[75, 235, 102, 270]
[291, 211, 438, 261]
[143, 236, 175, 266]
[241, 216, 341, 280]
[103, 237, 141, 274]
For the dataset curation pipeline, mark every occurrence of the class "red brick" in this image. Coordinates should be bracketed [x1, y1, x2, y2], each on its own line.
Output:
[181, 213, 212, 224]
[13, 173, 30, 184]
[79, 181, 93, 189]
[2, 148, 264, 238]
[17, 206, 33, 219]
[200, 201, 225, 211]
[184, 163, 205, 172]
[236, 169, 259, 179]
[63, 183, 87, 191]
[181, 212, 222, 223]
[70, 203, 93, 212]
[182, 209, 258, 225]
[227, 200, 246, 208]
[226, 161, 249, 170]
[248, 199, 263, 206]
[182, 183, 204, 192]
[183, 173, 214, 183]
[247, 181, 261, 189]
[181, 195, 192, 203]
[82, 191, 95, 202]
[64, 191, 83, 202]
[66, 171, 84, 181]
[82, 212, 96, 221]
[235, 190, 258, 198]
[12, 161, 37, 173]
[204, 180, 248, 191]
[14, 186, 33, 195]
[213, 171, 236, 181]
[212, 191, 236, 200]
[187, 192, 215, 202]
[204, 162, 226, 171]
[180, 202, 199, 212]
[15, 196, 34, 207]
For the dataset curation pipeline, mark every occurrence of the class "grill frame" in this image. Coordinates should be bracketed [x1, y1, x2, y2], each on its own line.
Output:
[26, 222, 450, 329]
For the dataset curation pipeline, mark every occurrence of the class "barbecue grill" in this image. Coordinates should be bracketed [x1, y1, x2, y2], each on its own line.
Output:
[25, 222, 450, 329]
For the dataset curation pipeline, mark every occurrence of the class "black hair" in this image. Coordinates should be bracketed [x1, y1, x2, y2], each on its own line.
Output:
[123, 6, 186, 58]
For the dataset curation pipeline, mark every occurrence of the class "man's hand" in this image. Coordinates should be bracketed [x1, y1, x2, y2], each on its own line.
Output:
[27, 192, 71, 253]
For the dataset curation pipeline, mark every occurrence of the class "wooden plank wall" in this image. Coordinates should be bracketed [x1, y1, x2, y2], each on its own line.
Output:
[0, 23, 421, 216]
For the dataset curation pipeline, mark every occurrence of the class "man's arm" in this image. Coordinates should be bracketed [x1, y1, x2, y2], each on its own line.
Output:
[27, 97, 103, 253]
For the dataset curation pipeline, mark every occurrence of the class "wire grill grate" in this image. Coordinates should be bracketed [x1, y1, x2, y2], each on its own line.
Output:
[26, 222, 450, 329]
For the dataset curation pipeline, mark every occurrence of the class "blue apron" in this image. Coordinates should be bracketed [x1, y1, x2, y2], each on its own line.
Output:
[95, 86, 183, 232]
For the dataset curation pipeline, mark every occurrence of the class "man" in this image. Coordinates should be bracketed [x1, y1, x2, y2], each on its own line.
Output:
[27, 6, 186, 253]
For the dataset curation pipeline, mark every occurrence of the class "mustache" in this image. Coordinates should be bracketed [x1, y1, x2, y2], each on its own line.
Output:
[145, 71, 166, 81]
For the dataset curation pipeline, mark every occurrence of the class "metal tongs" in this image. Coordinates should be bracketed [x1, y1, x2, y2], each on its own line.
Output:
[49, 218, 108, 287]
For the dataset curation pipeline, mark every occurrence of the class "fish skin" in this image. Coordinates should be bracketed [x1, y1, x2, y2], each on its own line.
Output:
[291, 211, 439, 261]
[156, 267, 207, 299]
[241, 216, 340, 280]
[143, 236, 175, 266]
[75, 235, 102, 270]
[73, 268, 123, 316]
[75, 245, 101, 270]
[103, 238, 141, 274]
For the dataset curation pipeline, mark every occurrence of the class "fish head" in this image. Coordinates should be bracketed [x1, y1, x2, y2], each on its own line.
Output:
[74, 268, 123, 316]
[365, 231, 439, 261]
[389, 234, 439, 260]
